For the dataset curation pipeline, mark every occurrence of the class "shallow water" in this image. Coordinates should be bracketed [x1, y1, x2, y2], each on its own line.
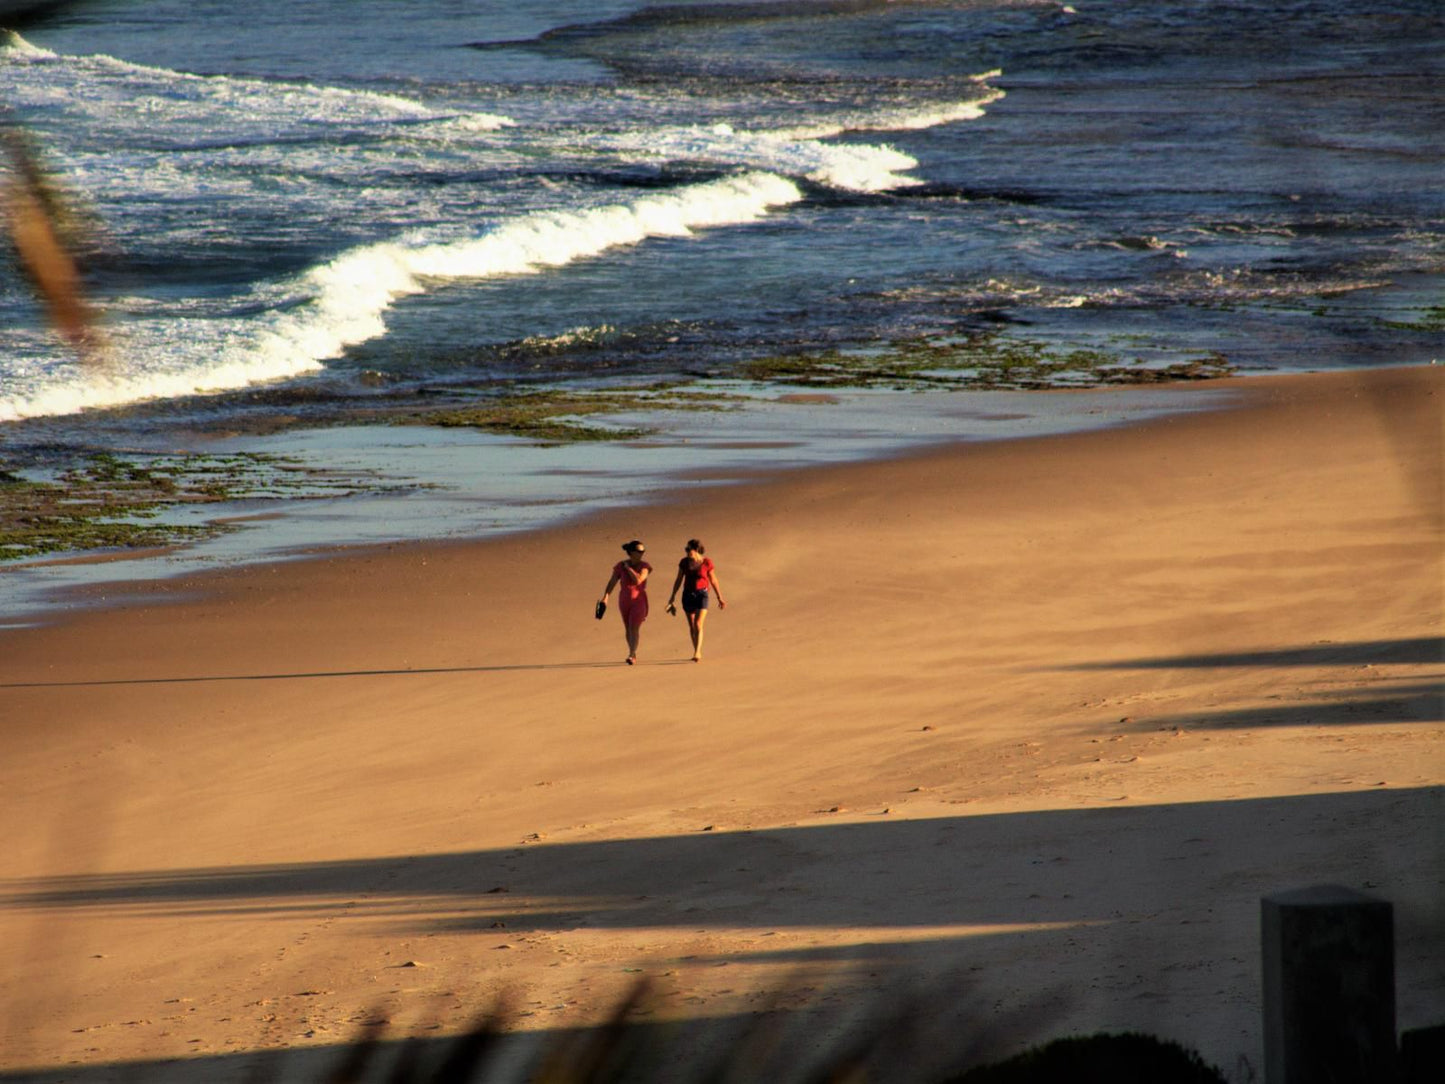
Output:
[0, 381, 1236, 621]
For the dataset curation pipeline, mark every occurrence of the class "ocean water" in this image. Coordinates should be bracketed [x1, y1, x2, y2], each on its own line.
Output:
[0, 0, 1442, 608]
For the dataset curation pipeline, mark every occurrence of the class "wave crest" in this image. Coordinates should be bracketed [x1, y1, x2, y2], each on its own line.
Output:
[0, 173, 801, 421]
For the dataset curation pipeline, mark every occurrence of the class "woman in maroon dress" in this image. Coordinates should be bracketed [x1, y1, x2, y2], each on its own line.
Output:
[599, 540, 651, 665]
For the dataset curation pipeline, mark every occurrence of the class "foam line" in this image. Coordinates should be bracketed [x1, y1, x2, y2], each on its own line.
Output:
[1, 31, 515, 133]
[576, 89, 1004, 193]
[0, 173, 801, 421]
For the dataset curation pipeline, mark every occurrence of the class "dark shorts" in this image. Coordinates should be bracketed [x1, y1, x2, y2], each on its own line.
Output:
[682, 588, 710, 614]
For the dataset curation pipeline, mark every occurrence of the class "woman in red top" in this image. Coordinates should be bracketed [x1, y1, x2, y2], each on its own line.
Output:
[666, 538, 726, 662]
[600, 539, 651, 665]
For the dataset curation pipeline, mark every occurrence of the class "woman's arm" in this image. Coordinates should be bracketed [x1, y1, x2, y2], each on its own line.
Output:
[624, 563, 649, 586]
[600, 568, 621, 601]
[708, 567, 726, 608]
[667, 567, 685, 605]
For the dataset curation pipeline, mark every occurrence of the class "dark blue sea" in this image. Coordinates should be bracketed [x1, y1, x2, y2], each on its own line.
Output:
[1, 0, 1441, 609]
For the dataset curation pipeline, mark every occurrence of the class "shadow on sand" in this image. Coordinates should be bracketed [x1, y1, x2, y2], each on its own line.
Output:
[3, 789, 1440, 936]
[1140, 684, 1442, 731]
[1053, 635, 1443, 732]
[0, 659, 696, 689]
[1, 790, 1440, 1081]
[1061, 636, 1443, 671]
[0, 988, 1194, 1084]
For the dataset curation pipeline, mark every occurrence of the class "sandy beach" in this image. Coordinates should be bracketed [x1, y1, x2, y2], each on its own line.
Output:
[1, 366, 1441, 1081]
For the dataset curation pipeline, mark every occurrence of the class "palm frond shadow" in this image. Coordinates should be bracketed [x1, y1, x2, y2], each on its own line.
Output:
[282, 975, 1229, 1084]
[1060, 637, 1442, 672]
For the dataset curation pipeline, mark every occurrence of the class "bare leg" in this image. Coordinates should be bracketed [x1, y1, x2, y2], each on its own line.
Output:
[626, 622, 641, 663]
[689, 610, 707, 661]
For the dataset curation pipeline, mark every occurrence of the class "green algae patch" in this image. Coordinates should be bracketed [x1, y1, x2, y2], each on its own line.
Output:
[740, 333, 1234, 390]
[408, 340, 1233, 443]
[1377, 304, 1445, 334]
[412, 386, 740, 444]
[422, 399, 650, 443]
[0, 452, 394, 562]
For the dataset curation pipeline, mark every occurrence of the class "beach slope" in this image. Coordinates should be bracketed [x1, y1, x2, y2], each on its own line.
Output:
[1, 366, 1441, 1080]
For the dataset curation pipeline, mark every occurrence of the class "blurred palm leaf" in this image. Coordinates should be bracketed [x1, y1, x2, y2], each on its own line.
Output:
[1, 118, 103, 359]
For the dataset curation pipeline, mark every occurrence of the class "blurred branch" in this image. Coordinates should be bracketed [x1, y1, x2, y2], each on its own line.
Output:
[0, 117, 105, 361]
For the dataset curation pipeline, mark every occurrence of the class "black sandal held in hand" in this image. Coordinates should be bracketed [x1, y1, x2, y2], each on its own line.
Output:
[595, 600, 607, 620]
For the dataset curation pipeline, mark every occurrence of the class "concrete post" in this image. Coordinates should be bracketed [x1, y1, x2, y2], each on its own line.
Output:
[1400, 1024, 1445, 1084]
[1262, 884, 1396, 1084]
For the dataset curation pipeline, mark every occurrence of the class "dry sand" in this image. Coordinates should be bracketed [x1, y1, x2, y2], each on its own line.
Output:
[1, 366, 1441, 1082]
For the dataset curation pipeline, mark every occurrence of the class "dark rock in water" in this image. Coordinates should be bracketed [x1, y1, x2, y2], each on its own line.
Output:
[0, 1, 84, 30]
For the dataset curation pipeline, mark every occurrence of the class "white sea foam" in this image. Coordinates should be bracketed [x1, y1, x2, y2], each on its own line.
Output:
[0, 31, 993, 421]
[772, 90, 1006, 142]
[0, 333, 331, 421]
[0, 30, 55, 58]
[515, 324, 618, 352]
[575, 86, 1002, 193]
[1, 31, 515, 139]
[581, 123, 924, 192]
[0, 173, 801, 421]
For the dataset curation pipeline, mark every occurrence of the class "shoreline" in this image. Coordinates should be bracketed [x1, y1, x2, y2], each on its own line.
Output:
[1, 376, 1241, 627]
[1, 365, 1441, 1080]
